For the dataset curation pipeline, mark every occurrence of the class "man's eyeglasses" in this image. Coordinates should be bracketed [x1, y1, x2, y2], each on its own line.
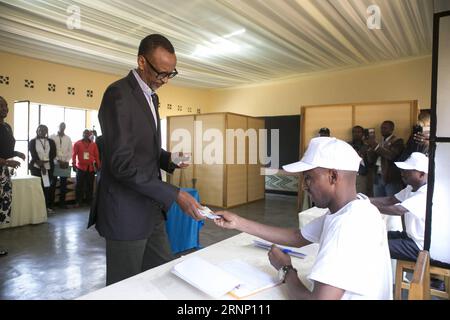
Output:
[142, 55, 178, 80]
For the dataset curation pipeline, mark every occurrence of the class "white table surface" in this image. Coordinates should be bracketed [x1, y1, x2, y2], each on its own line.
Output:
[0, 175, 47, 229]
[77, 233, 319, 300]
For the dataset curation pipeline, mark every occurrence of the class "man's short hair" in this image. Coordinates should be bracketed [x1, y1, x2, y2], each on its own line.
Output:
[138, 34, 175, 56]
[383, 120, 395, 130]
[319, 127, 330, 136]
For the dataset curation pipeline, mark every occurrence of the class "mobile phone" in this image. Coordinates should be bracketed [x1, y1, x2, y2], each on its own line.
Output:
[363, 129, 369, 139]
[364, 128, 375, 138]
[412, 125, 423, 135]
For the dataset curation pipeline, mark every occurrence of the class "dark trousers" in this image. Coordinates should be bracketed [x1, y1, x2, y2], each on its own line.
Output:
[105, 219, 174, 285]
[75, 169, 95, 205]
[388, 231, 420, 261]
[30, 167, 53, 209]
[49, 176, 68, 207]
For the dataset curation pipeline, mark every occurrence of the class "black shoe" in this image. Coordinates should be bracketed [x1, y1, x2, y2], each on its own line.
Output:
[0, 249, 8, 256]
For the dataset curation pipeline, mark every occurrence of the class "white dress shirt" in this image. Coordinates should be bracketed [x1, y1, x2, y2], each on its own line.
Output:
[50, 133, 73, 163]
[132, 69, 158, 128]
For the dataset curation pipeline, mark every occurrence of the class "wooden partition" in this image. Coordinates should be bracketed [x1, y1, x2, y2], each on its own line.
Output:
[167, 113, 265, 208]
[298, 100, 419, 209]
[247, 117, 266, 202]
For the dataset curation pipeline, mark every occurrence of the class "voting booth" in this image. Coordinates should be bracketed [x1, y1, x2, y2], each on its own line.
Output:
[166, 113, 265, 208]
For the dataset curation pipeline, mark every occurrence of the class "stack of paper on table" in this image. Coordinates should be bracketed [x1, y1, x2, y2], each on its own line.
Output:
[172, 256, 280, 299]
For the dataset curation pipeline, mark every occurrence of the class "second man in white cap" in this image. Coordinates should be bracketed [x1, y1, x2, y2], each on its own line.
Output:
[369, 152, 428, 262]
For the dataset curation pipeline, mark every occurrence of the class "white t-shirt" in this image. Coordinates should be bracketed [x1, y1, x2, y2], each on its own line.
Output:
[301, 195, 393, 300]
[394, 184, 427, 250]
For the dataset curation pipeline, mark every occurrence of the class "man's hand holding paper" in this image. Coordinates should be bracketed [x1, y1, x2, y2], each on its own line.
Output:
[176, 190, 204, 221]
[172, 152, 191, 168]
[213, 210, 240, 229]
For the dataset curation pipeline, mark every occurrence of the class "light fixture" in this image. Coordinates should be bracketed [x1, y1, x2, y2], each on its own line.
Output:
[192, 29, 246, 58]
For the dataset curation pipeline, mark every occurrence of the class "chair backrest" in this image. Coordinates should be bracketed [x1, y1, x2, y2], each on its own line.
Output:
[408, 250, 431, 300]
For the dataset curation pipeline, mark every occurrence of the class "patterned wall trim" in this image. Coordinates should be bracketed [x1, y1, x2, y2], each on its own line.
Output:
[265, 174, 298, 192]
[67, 87, 75, 95]
[25, 79, 34, 88]
[0, 76, 10, 85]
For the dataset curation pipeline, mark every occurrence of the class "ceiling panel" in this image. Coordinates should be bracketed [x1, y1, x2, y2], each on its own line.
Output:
[0, 0, 433, 88]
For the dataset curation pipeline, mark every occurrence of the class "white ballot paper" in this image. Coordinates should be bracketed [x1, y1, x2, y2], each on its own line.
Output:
[198, 206, 220, 220]
[172, 256, 280, 299]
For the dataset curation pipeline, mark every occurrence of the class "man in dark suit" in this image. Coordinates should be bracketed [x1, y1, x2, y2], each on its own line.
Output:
[90, 34, 204, 285]
[367, 120, 405, 197]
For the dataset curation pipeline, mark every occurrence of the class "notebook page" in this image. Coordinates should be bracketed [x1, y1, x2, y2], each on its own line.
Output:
[219, 259, 280, 299]
[172, 256, 241, 298]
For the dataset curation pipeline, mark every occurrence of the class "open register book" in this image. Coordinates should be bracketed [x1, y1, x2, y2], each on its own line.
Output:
[172, 256, 281, 299]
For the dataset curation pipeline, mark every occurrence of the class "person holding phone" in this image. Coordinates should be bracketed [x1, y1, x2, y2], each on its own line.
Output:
[367, 120, 405, 196]
[349, 126, 370, 195]
[398, 110, 430, 162]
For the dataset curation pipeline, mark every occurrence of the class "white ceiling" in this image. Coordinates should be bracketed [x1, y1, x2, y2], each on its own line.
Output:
[0, 0, 434, 89]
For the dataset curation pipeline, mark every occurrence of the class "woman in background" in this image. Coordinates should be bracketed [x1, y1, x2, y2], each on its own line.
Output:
[0, 96, 26, 256]
[29, 124, 56, 214]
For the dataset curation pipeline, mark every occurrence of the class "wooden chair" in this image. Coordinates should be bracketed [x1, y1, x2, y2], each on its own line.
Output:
[395, 251, 450, 300]
[408, 250, 430, 300]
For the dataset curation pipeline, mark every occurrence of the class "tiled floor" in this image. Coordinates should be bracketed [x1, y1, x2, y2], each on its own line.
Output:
[0, 193, 299, 300]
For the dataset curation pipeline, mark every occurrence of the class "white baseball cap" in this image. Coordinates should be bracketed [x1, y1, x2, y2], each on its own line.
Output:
[283, 137, 362, 173]
[395, 152, 428, 174]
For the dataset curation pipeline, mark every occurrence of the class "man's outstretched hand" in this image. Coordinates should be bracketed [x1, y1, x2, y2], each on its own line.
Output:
[176, 190, 204, 221]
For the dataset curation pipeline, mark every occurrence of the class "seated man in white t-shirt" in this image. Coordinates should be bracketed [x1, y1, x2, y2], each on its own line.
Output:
[369, 152, 428, 261]
[214, 137, 393, 300]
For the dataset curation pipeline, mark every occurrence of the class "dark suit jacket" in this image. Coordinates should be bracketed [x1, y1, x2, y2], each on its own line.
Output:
[89, 71, 179, 240]
[367, 135, 405, 184]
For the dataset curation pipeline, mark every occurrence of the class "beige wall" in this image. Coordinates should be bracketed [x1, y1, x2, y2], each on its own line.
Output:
[0, 51, 118, 125]
[210, 56, 432, 116]
[157, 84, 212, 118]
[0, 51, 212, 127]
[0, 51, 432, 127]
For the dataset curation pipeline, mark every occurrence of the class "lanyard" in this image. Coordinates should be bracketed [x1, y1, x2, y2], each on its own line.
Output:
[38, 138, 47, 151]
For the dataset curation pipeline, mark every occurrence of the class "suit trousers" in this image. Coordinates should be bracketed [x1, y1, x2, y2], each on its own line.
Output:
[105, 218, 174, 285]
[75, 169, 95, 205]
